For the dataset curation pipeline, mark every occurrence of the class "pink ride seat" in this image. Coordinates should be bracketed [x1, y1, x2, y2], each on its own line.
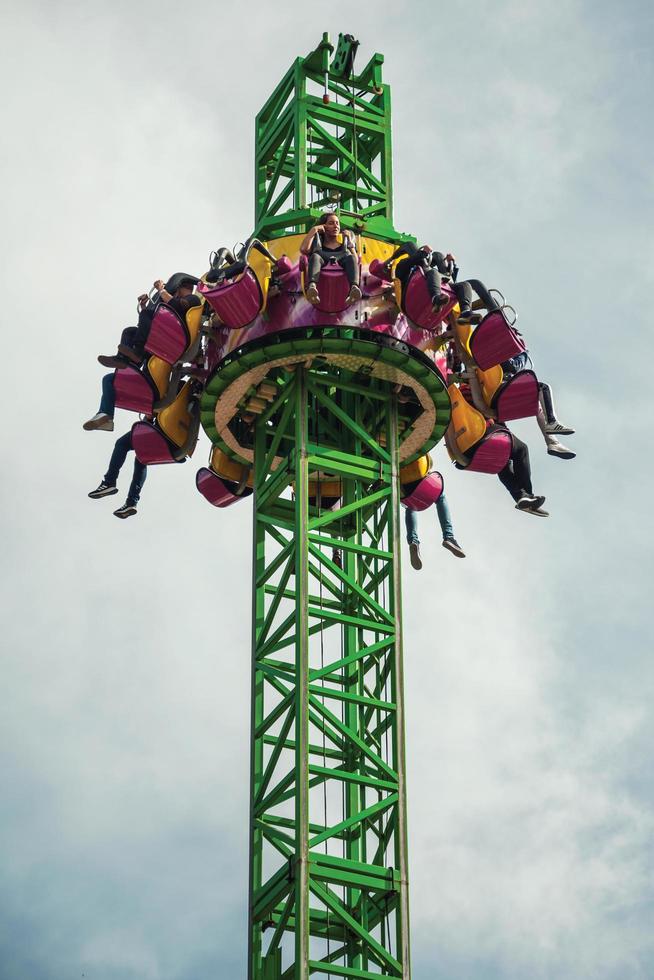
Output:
[465, 429, 512, 474]
[131, 421, 181, 465]
[403, 472, 444, 511]
[300, 254, 351, 313]
[199, 269, 263, 329]
[196, 468, 253, 508]
[493, 370, 539, 421]
[469, 310, 526, 370]
[403, 269, 456, 331]
[114, 366, 158, 415]
[144, 305, 191, 364]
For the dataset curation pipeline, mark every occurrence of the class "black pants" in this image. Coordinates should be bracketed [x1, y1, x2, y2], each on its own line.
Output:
[104, 431, 147, 505]
[395, 245, 461, 308]
[497, 433, 532, 501]
[308, 249, 358, 286]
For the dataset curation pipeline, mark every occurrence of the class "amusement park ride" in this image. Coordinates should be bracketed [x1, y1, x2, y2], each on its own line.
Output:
[87, 31, 574, 980]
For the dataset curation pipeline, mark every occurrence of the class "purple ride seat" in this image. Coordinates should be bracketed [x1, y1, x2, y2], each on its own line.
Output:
[199, 269, 263, 329]
[403, 268, 456, 331]
[493, 370, 539, 422]
[144, 305, 191, 364]
[403, 471, 444, 511]
[113, 366, 158, 415]
[465, 429, 512, 474]
[196, 468, 252, 508]
[469, 309, 526, 371]
[299, 254, 351, 313]
[368, 258, 390, 282]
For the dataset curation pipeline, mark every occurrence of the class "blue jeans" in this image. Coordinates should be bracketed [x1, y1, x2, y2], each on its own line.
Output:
[104, 431, 147, 505]
[99, 373, 116, 418]
[404, 492, 454, 544]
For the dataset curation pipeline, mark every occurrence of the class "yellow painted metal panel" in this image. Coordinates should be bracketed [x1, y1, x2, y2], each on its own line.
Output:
[477, 365, 503, 406]
[158, 380, 194, 448]
[210, 447, 253, 487]
[399, 453, 431, 484]
[147, 356, 171, 401]
[447, 383, 487, 454]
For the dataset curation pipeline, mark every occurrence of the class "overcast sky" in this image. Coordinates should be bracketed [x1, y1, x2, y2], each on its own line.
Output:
[1, 1, 653, 978]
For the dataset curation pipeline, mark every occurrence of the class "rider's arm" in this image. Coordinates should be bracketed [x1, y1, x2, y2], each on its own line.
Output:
[300, 226, 321, 255]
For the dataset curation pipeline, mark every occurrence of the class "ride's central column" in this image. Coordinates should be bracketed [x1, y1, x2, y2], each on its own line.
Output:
[248, 361, 411, 979]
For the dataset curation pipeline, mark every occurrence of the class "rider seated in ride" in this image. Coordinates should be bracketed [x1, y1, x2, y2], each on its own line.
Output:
[300, 211, 362, 306]
[383, 243, 497, 325]
[449, 384, 549, 517]
[98, 275, 201, 370]
[500, 348, 576, 460]
[404, 489, 466, 570]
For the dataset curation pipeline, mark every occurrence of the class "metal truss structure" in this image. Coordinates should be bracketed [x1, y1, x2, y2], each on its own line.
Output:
[249, 361, 410, 979]
[254, 32, 413, 245]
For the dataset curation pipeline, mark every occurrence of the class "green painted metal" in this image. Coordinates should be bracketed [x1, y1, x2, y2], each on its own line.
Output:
[254, 32, 414, 245]
[249, 363, 411, 979]
[199, 329, 451, 470]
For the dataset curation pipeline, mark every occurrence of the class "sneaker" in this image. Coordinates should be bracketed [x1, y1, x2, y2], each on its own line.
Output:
[526, 505, 549, 517]
[544, 421, 575, 436]
[431, 293, 449, 311]
[457, 310, 482, 325]
[409, 542, 422, 570]
[88, 481, 118, 499]
[346, 284, 362, 304]
[516, 493, 545, 511]
[117, 344, 143, 365]
[547, 440, 576, 460]
[442, 537, 466, 558]
[306, 282, 320, 305]
[113, 502, 137, 519]
[83, 413, 114, 431]
[97, 354, 130, 369]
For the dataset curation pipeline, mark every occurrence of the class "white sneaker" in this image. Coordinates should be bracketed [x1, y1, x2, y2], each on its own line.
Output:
[547, 440, 576, 460]
[544, 421, 575, 435]
[306, 282, 320, 305]
[83, 413, 114, 431]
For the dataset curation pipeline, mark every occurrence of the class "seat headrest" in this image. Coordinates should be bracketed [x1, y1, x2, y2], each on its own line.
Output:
[165, 272, 200, 293]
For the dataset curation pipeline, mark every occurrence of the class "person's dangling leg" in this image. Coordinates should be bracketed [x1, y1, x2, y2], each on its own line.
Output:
[308, 252, 325, 284]
[114, 455, 147, 519]
[88, 430, 132, 499]
[340, 252, 362, 303]
[453, 281, 481, 324]
[104, 431, 133, 488]
[83, 373, 116, 431]
[499, 434, 547, 513]
[405, 506, 419, 544]
[538, 381, 575, 436]
[404, 506, 423, 570]
[436, 492, 466, 558]
[306, 252, 325, 304]
[99, 373, 115, 418]
[537, 402, 576, 459]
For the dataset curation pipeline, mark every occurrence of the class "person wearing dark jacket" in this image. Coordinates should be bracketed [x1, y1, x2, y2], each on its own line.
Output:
[97, 273, 201, 369]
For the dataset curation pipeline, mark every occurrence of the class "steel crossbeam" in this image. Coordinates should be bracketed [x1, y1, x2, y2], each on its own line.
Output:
[248, 365, 410, 979]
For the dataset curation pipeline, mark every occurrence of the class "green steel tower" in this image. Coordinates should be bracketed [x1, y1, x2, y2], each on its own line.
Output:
[200, 32, 452, 979]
